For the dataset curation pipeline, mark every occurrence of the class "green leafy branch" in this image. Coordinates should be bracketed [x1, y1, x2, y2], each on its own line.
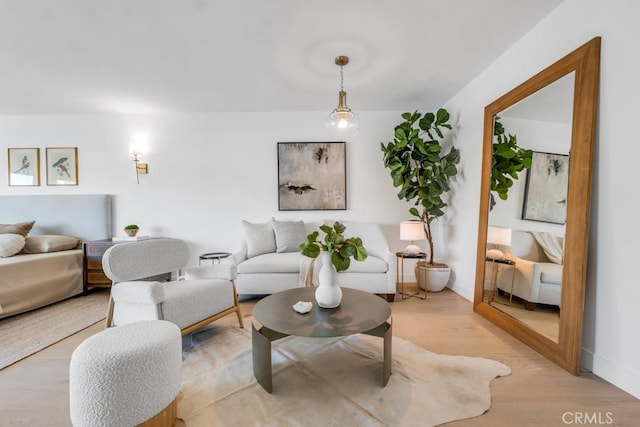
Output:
[490, 116, 532, 210]
[300, 221, 368, 272]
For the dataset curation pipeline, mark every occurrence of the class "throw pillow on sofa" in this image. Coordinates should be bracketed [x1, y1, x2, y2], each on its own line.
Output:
[242, 220, 276, 258]
[272, 219, 306, 253]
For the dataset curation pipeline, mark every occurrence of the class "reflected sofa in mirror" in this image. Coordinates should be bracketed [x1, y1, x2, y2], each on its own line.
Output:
[474, 37, 600, 375]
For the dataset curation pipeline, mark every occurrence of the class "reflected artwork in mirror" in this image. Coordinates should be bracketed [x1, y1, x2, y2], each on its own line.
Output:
[474, 38, 600, 375]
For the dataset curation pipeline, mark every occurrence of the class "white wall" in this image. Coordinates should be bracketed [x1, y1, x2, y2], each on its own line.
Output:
[445, 0, 640, 398]
[0, 111, 444, 279]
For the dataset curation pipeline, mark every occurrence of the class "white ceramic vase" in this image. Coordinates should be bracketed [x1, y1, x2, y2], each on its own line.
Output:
[315, 251, 342, 308]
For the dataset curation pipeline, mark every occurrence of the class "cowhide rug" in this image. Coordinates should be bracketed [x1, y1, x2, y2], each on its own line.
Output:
[178, 326, 510, 426]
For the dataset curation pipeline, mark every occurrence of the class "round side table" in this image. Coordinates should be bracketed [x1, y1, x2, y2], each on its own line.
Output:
[198, 252, 232, 266]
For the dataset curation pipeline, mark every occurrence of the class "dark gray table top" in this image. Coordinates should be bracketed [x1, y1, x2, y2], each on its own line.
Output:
[252, 287, 391, 337]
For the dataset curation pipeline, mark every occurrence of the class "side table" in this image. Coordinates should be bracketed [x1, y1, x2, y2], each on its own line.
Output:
[198, 252, 232, 265]
[83, 239, 172, 292]
[395, 251, 427, 300]
[485, 257, 516, 304]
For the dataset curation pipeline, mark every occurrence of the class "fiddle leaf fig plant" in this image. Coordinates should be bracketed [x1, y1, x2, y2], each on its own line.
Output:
[300, 221, 368, 272]
[490, 116, 533, 210]
[381, 109, 460, 265]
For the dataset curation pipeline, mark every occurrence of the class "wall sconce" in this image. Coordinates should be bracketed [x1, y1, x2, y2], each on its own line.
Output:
[129, 145, 148, 184]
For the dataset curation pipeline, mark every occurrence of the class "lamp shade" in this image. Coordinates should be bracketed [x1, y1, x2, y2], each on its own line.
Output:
[400, 221, 426, 241]
[486, 226, 512, 246]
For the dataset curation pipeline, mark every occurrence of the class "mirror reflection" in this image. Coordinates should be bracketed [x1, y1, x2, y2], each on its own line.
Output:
[482, 72, 575, 343]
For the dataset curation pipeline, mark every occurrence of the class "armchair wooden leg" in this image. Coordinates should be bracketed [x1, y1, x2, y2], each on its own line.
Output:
[232, 282, 244, 328]
[105, 294, 115, 328]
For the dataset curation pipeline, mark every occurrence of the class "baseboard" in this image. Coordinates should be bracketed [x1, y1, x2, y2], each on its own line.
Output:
[581, 348, 640, 399]
[580, 347, 594, 372]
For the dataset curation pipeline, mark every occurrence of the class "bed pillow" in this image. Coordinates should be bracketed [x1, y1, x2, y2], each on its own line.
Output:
[0, 220, 35, 237]
[0, 234, 27, 258]
[272, 219, 306, 253]
[21, 235, 81, 254]
[242, 220, 276, 258]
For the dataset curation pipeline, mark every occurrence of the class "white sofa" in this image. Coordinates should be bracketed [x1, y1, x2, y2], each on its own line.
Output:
[230, 219, 397, 301]
[496, 230, 563, 309]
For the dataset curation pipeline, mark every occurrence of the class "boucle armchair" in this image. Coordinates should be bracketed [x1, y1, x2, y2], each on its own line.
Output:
[102, 238, 243, 335]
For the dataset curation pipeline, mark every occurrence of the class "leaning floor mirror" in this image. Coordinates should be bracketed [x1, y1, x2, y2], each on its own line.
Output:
[473, 37, 601, 375]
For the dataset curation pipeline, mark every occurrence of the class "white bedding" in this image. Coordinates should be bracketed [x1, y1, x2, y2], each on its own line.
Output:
[0, 250, 83, 319]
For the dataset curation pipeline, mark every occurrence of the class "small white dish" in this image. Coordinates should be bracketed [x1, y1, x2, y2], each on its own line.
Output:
[293, 301, 313, 314]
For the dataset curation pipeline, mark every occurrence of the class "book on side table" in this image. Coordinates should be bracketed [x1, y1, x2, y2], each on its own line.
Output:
[112, 235, 150, 242]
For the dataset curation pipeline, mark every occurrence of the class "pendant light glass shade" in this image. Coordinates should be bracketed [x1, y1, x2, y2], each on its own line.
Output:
[327, 56, 358, 130]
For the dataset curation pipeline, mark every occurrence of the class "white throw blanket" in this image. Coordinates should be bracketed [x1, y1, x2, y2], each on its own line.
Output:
[530, 231, 563, 264]
[299, 257, 320, 287]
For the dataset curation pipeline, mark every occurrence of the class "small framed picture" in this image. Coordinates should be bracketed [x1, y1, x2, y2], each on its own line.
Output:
[8, 148, 40, 186]
[46, 147, 78, 186]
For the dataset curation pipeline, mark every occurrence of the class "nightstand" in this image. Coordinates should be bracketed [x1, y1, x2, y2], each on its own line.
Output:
[83, 239, 172, 292]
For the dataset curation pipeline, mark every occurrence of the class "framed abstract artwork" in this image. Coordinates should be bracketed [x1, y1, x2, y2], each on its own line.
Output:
[8, 148, 40, 186]
[46, 147, 78, 186]
[277, 142, 346, 210]
[522, 151, 569, 224]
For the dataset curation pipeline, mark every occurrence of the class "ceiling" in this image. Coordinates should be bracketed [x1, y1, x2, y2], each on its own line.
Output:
[0, 0, 563, 116]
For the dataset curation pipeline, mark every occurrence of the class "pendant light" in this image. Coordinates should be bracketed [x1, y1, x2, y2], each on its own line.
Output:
[327, 56, 358, 130]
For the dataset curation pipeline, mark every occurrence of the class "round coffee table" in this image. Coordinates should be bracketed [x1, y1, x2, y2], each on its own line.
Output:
[252, 287, 392, 393]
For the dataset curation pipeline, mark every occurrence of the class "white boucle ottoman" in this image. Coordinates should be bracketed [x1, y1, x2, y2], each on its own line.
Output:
[69, 320, 182, 427]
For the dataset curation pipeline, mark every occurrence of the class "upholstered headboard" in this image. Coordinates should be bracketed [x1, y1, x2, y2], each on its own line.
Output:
[0, 194, 112, 242]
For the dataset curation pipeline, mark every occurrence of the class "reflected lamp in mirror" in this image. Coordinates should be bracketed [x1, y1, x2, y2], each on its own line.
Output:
[400, 221, 425, 255]
[129, 145, 148, 184]
[486, 226, 512, 260]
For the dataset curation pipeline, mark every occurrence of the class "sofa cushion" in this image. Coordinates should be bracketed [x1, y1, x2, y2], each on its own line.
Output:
[343, 255, 388, 273]
[238, 252, 303, 274]
[242, 220, 276, 258]
[341, 221, 388, 258]
[540, 263, 562, 285]
[272, 219, 306, 253]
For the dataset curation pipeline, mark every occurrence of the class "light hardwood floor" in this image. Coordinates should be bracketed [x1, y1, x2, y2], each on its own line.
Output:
[0, 288, 637, 426]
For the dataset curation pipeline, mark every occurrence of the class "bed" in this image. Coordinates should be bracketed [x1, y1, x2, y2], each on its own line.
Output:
[0, 194, 112, 319]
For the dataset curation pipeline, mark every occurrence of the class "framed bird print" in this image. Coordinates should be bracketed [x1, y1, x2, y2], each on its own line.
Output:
[46, 147, 78, 186]
[8, 148, 40, 186]
[277, 142, 346, 210]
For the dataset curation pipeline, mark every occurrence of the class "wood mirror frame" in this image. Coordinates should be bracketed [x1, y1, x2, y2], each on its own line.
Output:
[473, 37, 601, 375]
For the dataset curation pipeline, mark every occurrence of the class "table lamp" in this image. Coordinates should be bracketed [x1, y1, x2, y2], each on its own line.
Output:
[400, 221, 426, 255]
[486, 226, 512, 260]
